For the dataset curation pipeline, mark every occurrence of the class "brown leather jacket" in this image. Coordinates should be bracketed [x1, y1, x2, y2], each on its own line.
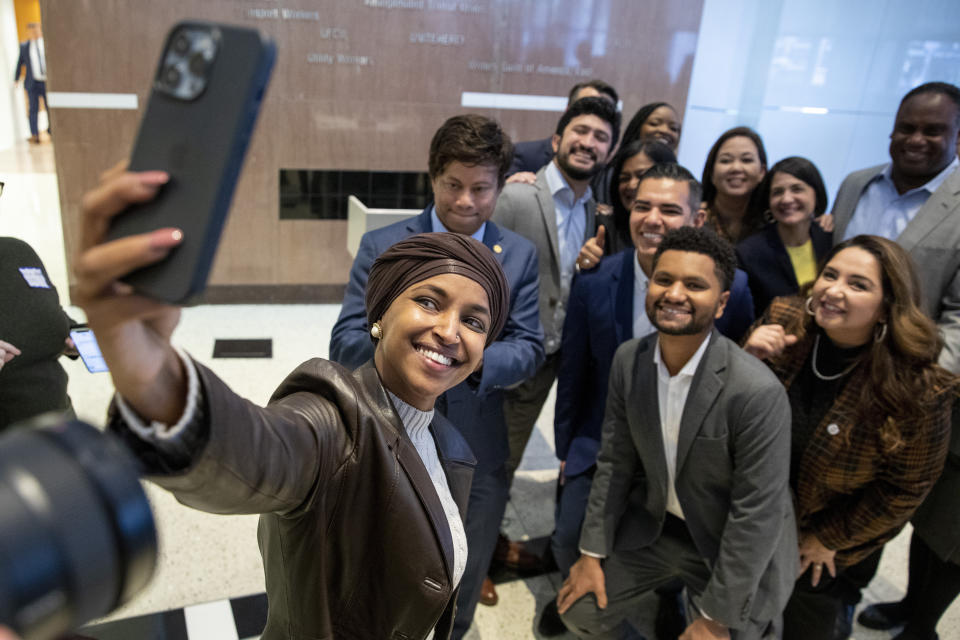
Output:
[111, 359, 476, 640]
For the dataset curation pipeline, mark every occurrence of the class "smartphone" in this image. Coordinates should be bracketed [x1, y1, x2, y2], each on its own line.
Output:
[105, 21, 276, 304]
[69, 327, 109, 373]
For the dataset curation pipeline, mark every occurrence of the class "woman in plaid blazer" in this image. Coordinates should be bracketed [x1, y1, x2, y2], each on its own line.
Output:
[744, 235, 957, 640]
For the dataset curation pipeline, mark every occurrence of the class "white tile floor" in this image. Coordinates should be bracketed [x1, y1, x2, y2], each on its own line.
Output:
[2, 140, 958, 639]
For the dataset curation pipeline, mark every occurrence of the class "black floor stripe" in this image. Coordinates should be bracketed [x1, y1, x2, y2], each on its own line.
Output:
[78, 607, 188, 640]
[231, 592, 269, 638]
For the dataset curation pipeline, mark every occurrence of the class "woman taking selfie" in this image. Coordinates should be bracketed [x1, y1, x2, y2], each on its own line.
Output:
[74, 167, 510, 640]
[701, 126, 768, 244]
[743, 235, 956, 640]
[736, 156, 833, 316]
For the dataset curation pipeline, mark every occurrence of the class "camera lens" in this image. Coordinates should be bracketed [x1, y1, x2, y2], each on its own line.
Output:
[173, 33, 190, 54]
[0, 420, 157, 639]
[163, 65, 181, 88]
[188, 52, 207, 77]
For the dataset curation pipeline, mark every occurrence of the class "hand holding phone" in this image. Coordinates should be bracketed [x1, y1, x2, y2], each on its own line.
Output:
[71, 20, 277, 424]
[75, 169, 187, 424]
[105, 21, 275, 305]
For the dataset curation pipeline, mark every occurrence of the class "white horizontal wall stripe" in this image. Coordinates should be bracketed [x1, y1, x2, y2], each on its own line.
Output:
[461, 91, 568, 112]
[46, 92, 139, 109]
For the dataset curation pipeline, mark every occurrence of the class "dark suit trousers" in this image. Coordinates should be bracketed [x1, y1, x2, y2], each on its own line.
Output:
[899, 531, 960, 637]
[561, 516, 776, 640]
[552, 466, 596, 577]
[503, 352, 560, 479]
[451, 465, 510, 639]
[782, 548, 882, 640]
[26, 80, 47, 137]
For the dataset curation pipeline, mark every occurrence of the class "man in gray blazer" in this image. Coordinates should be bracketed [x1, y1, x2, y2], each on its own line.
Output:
[833, 81, 960, 372]
[836, 82, 960, 640]
[557, 227, 797, 640]
[493, 96, 621, 479]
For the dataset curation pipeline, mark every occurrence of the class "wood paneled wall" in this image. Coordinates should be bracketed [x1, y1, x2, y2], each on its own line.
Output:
[44, 0, 703, 302]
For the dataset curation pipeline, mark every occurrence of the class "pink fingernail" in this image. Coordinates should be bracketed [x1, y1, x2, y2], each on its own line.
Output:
[140, 171, 170, 186]
[150, 228, 183, 249]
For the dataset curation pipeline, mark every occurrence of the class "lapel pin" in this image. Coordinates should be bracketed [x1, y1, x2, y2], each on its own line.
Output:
[826, 423, 840, 436]
[493, 244, 503, 254]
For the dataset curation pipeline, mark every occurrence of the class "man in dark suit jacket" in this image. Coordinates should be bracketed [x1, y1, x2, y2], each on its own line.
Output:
[831, 81, 960, 640]
[538, 164, 754, 635]
[329, 114, 543, 638]
[508, 79, 619, 177]
[557, 227, 796, 640]
[13, 23, 48, 143]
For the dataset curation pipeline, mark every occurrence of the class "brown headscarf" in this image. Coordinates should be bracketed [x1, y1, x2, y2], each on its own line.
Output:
[366, 232, 510, 346]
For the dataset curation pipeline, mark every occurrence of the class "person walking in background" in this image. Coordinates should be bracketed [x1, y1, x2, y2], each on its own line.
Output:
[13, 22, 49, 144]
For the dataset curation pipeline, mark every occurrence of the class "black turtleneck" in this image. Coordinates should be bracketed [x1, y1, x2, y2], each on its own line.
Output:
[788, 331, 869, 489]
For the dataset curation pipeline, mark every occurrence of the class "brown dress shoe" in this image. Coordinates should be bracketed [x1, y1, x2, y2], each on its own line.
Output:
[493, 533, 544, 571]
[27, 135, 40, 144]
[479, 576, 498, 606]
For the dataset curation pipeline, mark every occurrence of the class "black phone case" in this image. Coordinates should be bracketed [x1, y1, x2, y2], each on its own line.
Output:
[106, 21, 276, 304]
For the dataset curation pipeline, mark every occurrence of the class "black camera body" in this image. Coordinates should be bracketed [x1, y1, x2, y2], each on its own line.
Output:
[0, 419, 157, 640]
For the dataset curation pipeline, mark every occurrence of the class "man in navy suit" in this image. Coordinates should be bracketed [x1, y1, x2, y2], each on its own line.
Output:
[330, 114, 544, 638]
[508, 79, 619, 178]
[537, 163, 754, 635]
[13, 23, 48, 143]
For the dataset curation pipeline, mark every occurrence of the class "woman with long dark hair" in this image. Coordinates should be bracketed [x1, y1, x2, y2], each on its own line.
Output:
[744, 235, 956, 640]
[591, 101, 681, 209]
[736, 156, 833, 316]
[589, 138, 676, 256]
[73, 167, 512, 640]
[701, 126, 768, 244]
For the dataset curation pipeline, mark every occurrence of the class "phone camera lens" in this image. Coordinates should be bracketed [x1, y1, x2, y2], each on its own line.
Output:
[188, 52, 207, 77]
[173, 33, 191, 54]
[163, 65, 181, 88]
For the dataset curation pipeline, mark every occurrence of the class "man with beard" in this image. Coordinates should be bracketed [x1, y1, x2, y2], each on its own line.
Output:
[508, 79, 619, 177]
[557, 227, 797, 640]
[537, 163, 754, 636]
[493, 95, 620, 484]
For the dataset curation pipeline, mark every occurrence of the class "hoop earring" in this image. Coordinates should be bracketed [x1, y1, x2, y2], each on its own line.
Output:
[804, 296, 816, 316]
[874, 322, 888, 343]
[370, 322, 383, 341]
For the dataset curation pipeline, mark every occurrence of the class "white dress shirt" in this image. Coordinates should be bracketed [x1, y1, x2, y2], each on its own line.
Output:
[653, 333, 712, 520]
[632, 252, 655, 340]
[544, 160, 592, 351]
[29, 37, 46, 81]
[430, 204, 486, 241]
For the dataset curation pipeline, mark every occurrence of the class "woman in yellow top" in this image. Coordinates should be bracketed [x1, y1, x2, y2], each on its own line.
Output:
[736, 156, 833, 316]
